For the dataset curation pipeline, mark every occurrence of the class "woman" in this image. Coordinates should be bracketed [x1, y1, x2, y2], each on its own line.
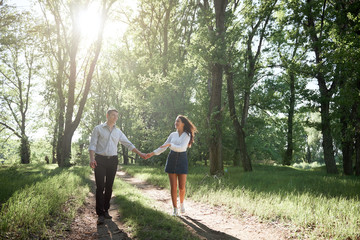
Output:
[146, 115, 197, 216]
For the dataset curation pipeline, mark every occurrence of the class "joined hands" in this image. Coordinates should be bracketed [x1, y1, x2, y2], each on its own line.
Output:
[138, 152, 154, 160]
[139, 143, 170, 160]
[144, 152, 155, 160]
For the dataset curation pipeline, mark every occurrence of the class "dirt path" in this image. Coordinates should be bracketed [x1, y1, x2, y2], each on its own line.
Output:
[64, 175, 131, 240]
[116, 170, 292, 240]
[65, 171, 294, 240]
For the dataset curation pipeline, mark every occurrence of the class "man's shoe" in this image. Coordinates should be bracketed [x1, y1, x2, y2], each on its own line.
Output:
[104, 211, 112, 219]
[97, 215, 105, 225]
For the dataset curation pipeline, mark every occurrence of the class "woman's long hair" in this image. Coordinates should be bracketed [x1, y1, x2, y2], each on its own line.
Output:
[178, 115, 197, 147]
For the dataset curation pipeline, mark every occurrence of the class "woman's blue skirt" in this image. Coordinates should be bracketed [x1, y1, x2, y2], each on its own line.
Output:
[165, 150, 188, 174]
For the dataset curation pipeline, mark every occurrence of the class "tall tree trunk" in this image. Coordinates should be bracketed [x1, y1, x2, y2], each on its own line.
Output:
[306, 142, 312, 163]
[209, 63, 224, 175]
[341, 119, 353, 175]
[122, 145, 129, 165]
[162, 0, 174, 77]
[20, 135, 30, 164]
[283, 73, 295, 165]
[208, 0, 228, 176]
[56, 107, 65, 166]
[319, 94, 338, 173]
[228, 1, 274, 171]
[356, 81, 360, 176]
[305, 0, 338, 174]
[225, 64, 252, 171]
[20, 99, 30, 164]
[356, 132, 360, 176]
[51, 120, 58, 164]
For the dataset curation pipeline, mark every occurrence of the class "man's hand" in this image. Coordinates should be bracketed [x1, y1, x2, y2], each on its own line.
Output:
[90, 159, 97, 169]
[145, 152, 155, 159]
[139, 152, 147, 159]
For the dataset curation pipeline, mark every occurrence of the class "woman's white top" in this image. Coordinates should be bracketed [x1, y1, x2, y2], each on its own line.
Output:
[153, 131, 190, 155]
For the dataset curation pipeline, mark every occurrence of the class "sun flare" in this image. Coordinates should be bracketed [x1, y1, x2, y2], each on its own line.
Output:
[76, 1, 138, 44]
[77, 5, 102, 42]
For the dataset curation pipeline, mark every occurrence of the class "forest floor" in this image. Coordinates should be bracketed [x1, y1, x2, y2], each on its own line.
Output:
[63, 169, 297, 240]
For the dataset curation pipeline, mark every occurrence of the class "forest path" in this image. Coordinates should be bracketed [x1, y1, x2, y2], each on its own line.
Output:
[116, 170, 292, 240]
[64, 175, 131, 240]
[64, 170, 294, 240]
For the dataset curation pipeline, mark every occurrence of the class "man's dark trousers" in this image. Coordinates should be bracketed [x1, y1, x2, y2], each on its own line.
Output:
[94, 154, 118, 216]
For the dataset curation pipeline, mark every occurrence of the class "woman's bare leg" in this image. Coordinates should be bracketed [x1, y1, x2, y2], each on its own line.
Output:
[168, 173, 178, 208]
[178, 174, 187, 204]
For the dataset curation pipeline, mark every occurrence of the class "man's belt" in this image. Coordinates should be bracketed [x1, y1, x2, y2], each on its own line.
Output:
[95, 153, 117, 159]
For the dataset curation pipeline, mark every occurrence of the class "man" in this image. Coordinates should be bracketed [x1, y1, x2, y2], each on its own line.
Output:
[89, 109, 146, 225]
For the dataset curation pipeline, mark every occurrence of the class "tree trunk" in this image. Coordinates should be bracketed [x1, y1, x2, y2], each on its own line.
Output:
[51, 121, 58, 164]
[162, 0, 174, 77]
[20, 135, 30, 164]
[306, 142, 312, 163]
[340, 114, 354, 175]
[320, 97, 338, 174]
[56, 87, 66, 167]
[355, 93, 360, 176]
[122, 145, 129, 165]
[305, 0, 338, 174]
[225, 64, 252, 171]
[208, 0, 228, 176]
[283, 73, 295, 165]
[209, 63, 224, 176]
[356, 132, 360, 176]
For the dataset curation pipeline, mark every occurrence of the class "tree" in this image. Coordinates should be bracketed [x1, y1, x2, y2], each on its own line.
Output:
[226, 0, 277, 171]
[270, 1, 307, 166]
[39, 0, 116, 167]
[331, 0, 360, 175]
[0, 6, 40, 164]
[197, 0, 228, 175]
[302, 0, 338, 173]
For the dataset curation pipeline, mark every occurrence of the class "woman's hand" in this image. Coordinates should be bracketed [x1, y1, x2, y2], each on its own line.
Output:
[145, 152, 155, 159]
[160, 143, 171, 148]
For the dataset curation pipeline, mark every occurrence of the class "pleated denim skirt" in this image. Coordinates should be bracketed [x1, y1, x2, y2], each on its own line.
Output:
[165, 150, 188, 174]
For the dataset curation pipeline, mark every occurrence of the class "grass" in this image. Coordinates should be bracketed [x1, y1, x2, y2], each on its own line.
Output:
[0, 164, 92, 239]
[0, 163, 198, 240]
[112, 177, 199, 240]
[121, 164, 360, 240]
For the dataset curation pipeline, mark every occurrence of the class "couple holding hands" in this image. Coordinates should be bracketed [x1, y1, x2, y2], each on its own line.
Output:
[89, 109, 197, 225]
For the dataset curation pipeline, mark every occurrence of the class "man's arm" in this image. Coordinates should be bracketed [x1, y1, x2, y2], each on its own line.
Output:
[132, 148, 146, 159]
[89, 150, 97, 169]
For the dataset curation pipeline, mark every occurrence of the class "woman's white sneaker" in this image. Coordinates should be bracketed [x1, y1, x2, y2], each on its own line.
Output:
[172, 207, 178, 216]
[180, 203, 185, 214]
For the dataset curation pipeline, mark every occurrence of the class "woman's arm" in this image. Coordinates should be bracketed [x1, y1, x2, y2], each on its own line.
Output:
[153, 133, 172, 155]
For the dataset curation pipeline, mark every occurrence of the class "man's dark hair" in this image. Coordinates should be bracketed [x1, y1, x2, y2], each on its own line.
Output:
[107, 109, 118, 115]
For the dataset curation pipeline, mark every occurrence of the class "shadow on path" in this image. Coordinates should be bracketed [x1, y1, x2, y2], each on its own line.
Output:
[180, 216, 239, 240]
[97, 218, 130, 240]
[117, 170, 240, 240]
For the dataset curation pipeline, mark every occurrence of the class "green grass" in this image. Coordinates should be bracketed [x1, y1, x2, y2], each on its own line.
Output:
[121, 164, 360, 240]
[0, 164, 92, 239]
[112, 177, 199, 240]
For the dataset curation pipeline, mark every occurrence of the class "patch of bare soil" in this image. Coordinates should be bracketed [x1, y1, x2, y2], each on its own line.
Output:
[117, 170, 295, 240]
[63, 175, 131, 240]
